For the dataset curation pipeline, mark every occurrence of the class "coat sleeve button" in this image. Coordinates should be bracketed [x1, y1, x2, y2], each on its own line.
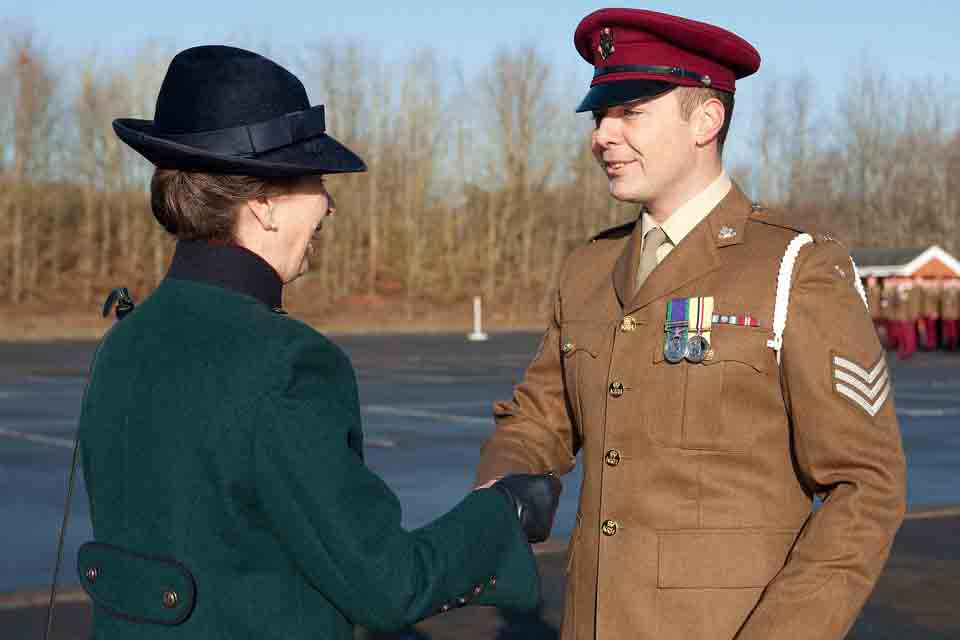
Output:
[604, 449, 621, 466]
[601, 519, 619, 536]
[162, 590, 179, 609]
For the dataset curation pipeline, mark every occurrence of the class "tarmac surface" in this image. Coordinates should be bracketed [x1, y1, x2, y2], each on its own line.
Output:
[1, 334, 959, 638]
[4, 510, 959, 639]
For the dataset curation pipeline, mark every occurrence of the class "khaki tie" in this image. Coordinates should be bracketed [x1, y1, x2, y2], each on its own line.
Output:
[635, 226, 668, 292]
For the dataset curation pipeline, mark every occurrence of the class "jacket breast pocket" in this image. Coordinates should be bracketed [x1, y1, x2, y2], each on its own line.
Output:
[560, 323, 604, 430]
[654, 329, 773, 451]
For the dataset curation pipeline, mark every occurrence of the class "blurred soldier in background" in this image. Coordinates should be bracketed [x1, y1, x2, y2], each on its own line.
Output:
[881, 278, 899, 350]
[866, 276, 886, 345]
[921, 280, 941, 350]
[900, 279, 920, 359]
[942, 280, 960, 350]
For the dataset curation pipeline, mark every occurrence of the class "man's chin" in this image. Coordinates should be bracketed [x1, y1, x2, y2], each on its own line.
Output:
[607, 180, 646, 204]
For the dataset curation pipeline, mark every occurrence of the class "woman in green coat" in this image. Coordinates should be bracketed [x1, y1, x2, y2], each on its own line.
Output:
[76, 45, 561, 639]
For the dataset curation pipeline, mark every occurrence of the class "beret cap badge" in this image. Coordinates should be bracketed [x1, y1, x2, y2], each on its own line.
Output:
[598, 28, 615, 61]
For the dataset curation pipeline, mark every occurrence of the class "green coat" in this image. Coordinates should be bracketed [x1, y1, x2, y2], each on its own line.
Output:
[78, 242, 539, 639]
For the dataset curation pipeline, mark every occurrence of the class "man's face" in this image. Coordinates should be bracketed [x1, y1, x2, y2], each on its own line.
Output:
[591, 90, 697, 204]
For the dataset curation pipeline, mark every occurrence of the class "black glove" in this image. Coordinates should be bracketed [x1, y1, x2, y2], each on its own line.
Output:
[492, 473, 562, 543]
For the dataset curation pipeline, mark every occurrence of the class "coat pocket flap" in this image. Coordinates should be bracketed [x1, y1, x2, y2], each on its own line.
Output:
[658, 529, 796, 589]
[78, 541, 196, 625]
[703, 330, 770, 371]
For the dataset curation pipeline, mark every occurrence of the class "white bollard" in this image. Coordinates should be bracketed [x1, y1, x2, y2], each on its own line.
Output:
[467, 296, 489, 342]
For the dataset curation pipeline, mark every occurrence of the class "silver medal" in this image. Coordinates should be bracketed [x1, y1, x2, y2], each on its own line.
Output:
[664, 331, 688, 364]
[685, 334, 710, 363]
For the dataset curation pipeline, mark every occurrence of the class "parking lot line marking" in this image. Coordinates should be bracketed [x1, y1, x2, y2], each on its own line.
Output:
[896, 408, 960, 417]
[0, 427, 75, 449]
[361, 405, 491, 426]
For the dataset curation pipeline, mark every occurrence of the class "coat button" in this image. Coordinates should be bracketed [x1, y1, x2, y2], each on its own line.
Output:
[609, 382, 624, 397]
[620, 317, 637, 332]
[561, 341, 575, 354]
[473, 584, 484, 596]
[605, 449, 621, 466]
[84, 567, 99, 583]
[161, 590, 179, 609]
[440, 603, 451, 613]
[601, 519, 619, 536]
[456, 596, 469, 607]
[489, 576, 497, 589]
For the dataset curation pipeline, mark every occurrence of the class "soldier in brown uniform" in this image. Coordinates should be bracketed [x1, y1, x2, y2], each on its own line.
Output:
[881, 278, 900, 349]
[474, 8, 907, 640]
[866, 276, 886, 345]
[921, 280, 942, 350]
[904, 281, 922, 358]
[942, 280, 960, 350]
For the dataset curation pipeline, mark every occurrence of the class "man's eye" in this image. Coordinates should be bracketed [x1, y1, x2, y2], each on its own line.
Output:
[625, 109, 644, 118]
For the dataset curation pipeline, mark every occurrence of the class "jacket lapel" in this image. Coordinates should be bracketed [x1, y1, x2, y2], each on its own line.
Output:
[617, 183, 753, 315]
[612, 220, 644, 307]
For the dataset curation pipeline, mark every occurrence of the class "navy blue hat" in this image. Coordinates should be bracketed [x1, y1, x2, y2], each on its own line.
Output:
[114, 46, 366, 177]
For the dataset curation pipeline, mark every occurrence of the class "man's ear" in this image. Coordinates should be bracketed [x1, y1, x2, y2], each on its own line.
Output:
[695, 98, 725, 147]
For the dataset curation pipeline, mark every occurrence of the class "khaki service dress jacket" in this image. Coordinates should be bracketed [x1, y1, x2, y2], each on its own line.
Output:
[476, 184, 907, 640]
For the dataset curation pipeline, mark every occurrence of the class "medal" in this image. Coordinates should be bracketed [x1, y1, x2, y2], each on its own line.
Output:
[686, 334, 710, 363]
[685, 296, 714, 363]
[665, 329, 688, 363]
[664, 298, 689, 363]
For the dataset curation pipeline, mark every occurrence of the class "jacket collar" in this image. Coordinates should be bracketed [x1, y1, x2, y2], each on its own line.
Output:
[166, 240, 284, 310]
[613, 182, 752, 313]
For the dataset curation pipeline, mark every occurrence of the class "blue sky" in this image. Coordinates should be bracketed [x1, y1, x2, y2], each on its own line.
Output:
[5, 1, 959, 165]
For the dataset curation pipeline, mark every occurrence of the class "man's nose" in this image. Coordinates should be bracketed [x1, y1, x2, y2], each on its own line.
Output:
[593, 115, 620, 148]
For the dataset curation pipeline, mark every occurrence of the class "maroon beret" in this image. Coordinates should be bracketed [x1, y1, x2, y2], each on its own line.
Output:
[574, 8, 761, 112]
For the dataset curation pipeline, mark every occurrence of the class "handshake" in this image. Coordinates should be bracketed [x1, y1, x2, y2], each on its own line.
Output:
[487, 473, 563, 544]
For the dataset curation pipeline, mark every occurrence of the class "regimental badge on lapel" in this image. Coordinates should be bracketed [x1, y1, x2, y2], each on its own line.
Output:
[598, 28, 615, 61]
[718, 226, 737, 241]
[832, 353, 890, 417]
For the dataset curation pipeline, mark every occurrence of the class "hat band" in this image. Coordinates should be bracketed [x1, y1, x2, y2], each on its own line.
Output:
[594, 64, 712, 87]
[159, 105, 326, 157]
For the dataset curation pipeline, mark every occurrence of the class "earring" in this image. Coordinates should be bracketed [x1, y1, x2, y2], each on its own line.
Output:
[266, 205, 278, 231]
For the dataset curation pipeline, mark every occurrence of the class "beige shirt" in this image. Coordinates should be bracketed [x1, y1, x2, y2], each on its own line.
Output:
[640, 171, 733, 264]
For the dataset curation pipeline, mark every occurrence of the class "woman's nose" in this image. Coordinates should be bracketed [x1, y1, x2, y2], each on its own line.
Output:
[325, 192, 336, 216]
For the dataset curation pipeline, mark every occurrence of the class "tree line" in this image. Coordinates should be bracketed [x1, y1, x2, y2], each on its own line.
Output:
[1, 31, 958, 321]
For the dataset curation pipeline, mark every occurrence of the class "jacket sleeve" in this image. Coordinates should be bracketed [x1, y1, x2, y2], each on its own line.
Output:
[474, 286, 580, 486]
[253, 334, 539, 633]
[736, 240, 907, 639]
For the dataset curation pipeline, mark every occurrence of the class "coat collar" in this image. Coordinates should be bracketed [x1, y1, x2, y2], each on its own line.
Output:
[166, 240, 284, 310]
[613, 182, 753, 313]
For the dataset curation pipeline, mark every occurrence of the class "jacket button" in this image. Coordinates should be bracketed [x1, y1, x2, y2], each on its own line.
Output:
[456, 596, 469, 607]
[620, 317, 637, 332]
[440, 603, 451, 613]
[84, 567, 99, 583]
[601, 519, 619, 536]
[162, 590, 179, 609]
[605, 449, 621, 466]
[473, 584, 484, 596]
[561, 341, 575, 354]
[609, 382, 624, 397]
[489, 576, 497, 589]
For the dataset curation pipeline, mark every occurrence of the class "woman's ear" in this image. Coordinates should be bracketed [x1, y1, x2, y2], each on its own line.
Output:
[247, 197, 277, 231]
